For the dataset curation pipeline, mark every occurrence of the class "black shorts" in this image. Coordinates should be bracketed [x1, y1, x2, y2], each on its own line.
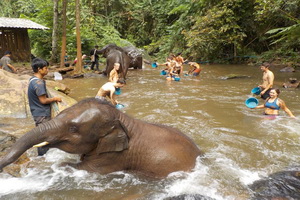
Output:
[261, 88, 272, 100]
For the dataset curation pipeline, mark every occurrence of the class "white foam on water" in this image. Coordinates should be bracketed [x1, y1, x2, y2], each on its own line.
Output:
[0, 170, 50, 196]
[161, 158, 231, 200]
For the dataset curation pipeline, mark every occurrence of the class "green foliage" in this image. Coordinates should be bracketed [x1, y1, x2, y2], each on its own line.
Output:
[183, 0, 248, 61]
[1, 0, 299, 63]
[0, 0, 19, 17]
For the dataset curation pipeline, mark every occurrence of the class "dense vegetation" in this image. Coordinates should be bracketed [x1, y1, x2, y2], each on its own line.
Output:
[1, 0, 300, 64]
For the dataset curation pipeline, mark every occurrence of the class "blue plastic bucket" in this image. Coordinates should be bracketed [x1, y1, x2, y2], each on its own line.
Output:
[116, 104, 125, 109]
[151, 62, 158, 68]
[251, 87, 261, 95]
[245, 97, 259, 108]
[115, 88, 121, 95]
[160, 70, 167, 75]
[174, 77, 181, 81]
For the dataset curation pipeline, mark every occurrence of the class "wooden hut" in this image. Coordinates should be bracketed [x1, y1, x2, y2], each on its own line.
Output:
[0, 17, 49, 62]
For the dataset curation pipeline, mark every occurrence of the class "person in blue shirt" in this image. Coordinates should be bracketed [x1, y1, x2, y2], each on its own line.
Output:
[28, 58, 62, 156]
[252, 88, 295, 118]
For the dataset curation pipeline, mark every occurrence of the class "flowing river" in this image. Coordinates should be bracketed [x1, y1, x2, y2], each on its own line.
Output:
[0, 64, 299, 200]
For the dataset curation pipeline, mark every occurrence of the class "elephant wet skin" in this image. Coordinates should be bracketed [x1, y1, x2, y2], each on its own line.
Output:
[0, 98, 203, 178]
[98, 44, 131, 79]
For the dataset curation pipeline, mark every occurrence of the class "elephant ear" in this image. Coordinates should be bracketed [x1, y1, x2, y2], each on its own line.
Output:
[96, 120, 129, 154]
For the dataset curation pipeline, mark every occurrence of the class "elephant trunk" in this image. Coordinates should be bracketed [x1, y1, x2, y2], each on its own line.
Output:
[0, 120, 55, 171]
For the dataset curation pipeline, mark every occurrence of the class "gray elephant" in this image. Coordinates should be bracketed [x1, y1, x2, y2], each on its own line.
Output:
[98, 44, 131, 79]
[0, 98, 202, 178]
[122, 46, 143, 69]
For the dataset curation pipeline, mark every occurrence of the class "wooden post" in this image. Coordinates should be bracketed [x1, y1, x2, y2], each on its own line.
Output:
[74, 0, 83, 75]
[60, 0, 68, 68]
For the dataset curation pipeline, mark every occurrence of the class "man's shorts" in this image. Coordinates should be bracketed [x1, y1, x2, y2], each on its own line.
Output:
[261, 88, 272, 100]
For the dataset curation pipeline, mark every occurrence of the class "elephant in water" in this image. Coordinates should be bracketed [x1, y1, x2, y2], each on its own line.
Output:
[98, 44, 131, 79]
[0, 98, 202, 178]
[122, 46, 143, 69]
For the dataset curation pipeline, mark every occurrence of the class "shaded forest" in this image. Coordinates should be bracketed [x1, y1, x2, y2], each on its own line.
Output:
[1, 0, 300, 64]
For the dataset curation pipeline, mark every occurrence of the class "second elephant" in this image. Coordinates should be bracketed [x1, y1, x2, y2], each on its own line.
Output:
[98, 44, 130, 79]
[123, 46, 143, 69]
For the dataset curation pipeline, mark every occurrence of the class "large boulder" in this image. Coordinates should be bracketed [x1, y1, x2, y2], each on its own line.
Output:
[283, 78, 300, 88]
[249, 166, 300, 200]
[280, 66, 296, 72]
[0, 69, 77, 118]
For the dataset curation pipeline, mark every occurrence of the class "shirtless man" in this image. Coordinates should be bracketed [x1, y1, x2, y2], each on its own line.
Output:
[109, 63, 120, 83]
[95, 79, 125, 105]
[258, 62, 274, 100]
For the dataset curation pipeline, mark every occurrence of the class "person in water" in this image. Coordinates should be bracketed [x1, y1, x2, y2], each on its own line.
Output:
[95, 79, 125, 105]
[258, 62, 274, 100]
[109, 62, 120, 83]
[252, 88, 295, 118]
[187, 62, 201, 76]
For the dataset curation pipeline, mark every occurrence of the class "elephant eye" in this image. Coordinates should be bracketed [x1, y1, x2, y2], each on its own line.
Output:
[69, 126, 78, 133]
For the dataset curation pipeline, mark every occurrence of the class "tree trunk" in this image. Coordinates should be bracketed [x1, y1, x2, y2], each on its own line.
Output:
[60, 0, 68, 68]
[50, 0, 59, 64]
[74, 0, 83, 74]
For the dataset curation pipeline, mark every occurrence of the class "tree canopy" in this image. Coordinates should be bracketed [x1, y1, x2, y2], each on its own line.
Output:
[0, 0, 299, 64]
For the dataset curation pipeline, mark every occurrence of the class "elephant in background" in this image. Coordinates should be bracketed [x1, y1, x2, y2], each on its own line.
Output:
[98, 44, 131, 79]
[0, 98, 203, 178]
[122, 46, 143, 69]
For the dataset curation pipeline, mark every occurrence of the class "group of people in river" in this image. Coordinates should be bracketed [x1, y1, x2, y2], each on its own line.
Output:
[156, 53, 202, 81]
[250, 62, 296, 118]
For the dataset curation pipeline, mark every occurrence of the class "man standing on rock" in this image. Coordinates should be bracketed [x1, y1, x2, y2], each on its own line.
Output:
[258, 62, 274, 100]
[28, 58, 62, 156]
[0, 51, 17, 73]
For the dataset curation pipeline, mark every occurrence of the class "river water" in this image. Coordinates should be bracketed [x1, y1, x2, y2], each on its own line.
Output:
[0, 64, 299, 200]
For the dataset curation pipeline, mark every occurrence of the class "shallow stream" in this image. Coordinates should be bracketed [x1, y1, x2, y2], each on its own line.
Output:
[0, 64, 300, 200]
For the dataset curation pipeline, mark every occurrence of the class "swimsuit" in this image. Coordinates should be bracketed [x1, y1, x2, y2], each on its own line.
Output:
[264, 98, 280, 110]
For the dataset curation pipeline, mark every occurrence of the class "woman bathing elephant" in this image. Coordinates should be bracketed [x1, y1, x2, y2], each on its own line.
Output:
[98, 44, 131, 79]
[0, 98, 202, 178]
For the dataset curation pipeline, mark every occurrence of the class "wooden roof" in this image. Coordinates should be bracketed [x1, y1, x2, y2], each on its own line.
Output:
[0, 17, 49, 30]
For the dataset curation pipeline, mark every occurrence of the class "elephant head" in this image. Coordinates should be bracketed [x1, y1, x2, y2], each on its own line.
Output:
[0, 98, 202, 178]
[0, 98, 129, 173]
[98, 44, 130, 79]
[122, 46, 143, 69]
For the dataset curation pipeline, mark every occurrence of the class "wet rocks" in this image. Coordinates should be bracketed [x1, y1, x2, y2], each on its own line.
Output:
[221, 74, 250, 80]
[280, 66, 296, 72]
[249, 166, 300, 200]
[0, 131, 30, 177]
[283, 78, 300, 88]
